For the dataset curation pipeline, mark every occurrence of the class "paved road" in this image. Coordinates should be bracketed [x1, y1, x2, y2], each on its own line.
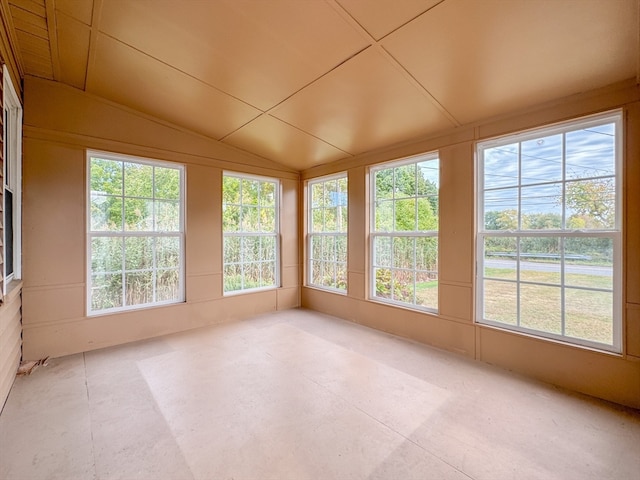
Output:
[485, 259, 611, 276]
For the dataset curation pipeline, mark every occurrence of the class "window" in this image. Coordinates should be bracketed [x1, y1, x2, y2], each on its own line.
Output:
[371, 154, 439, 311]
[477, 111, 622, 352]
[222, 173, 279, 294]
[3, 65, 22, 294]
[308, 173, 348, 293]
[87, 152, 184, 314]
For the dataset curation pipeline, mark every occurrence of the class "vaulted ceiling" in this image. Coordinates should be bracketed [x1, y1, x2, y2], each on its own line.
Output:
[3, 0, 639, 170]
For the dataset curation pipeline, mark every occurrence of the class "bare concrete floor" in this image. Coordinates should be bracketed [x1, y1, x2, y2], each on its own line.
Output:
[1, 308, 639, 480]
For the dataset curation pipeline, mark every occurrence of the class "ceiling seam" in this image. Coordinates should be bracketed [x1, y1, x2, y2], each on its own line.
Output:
[44, 0, 60, 81]
[94, 31, 264, 113]
[325, 0, 461, 128]
[376, 0, 447, 42]
[84, 0, 102, 91]
[219, 112, 354, 159]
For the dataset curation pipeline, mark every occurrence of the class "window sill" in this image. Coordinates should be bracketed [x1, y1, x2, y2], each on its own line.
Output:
[3, 279, 23, 304]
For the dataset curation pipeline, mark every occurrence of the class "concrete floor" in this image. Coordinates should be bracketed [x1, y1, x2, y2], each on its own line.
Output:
[1, 308, 639, 480]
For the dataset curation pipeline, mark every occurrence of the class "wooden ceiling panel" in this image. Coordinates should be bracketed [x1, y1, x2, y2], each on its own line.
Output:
[55, 0, 93, 26]
[57, 14, 89, 89]
[223, 114, 350, 170]
[99, 0, 369, 111]
[271, 47, 455, 155]
[87, 34, 261, 140]
[383, 0, 639, 124]
[337, 0, 440, 40]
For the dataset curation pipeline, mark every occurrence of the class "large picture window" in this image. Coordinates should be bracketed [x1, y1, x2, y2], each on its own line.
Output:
[87, 152, 184, 314]
[371, 154, 439, 311]
[308, 173, 347, 293]
[223, 173, 279, 294]
[477, 111, 622, 352]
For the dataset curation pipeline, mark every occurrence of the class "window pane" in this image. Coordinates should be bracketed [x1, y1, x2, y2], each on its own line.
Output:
[311, 182, 324, 208]
[392, 269, 414, 303]
[124, 162, 153, 198]
[91, 158, 122, 195]
[565, 288, 612, 345]
[519, 236, 561, 285]
[260, 207, 276, 232]
[322, 236, 335, 262]
[375, 200, 393, 231]
[241, 206, 259, 231]
[223, 176, 241, 204]
[484, 189, 518, 229]
[565, 124, 615, 180]
[521, 134, 562, 185]
[311, 208, 323, 232]
[417, 198, 437, 231]
[416, 271, 437, 309]
[564, 237, 613, 289]
[417, 160, 439, 193]
[156, 237, 180, 269]
[91, 273, 123, 311]
[242, 179, 259, 205]
[374, 236, 391, 267]
[224, 236, 241, 264]
[393, 237, 414, 269]
[520, 284, 561, 335]
[260, 181, 276, 207]
[394, 198, 416, 231]
[336, 263, 347, 291]
[124, 198, 153, 231]
[224, 264, 242, 291]
[310, 235, 322, 261]
[520, 183, 562, 222]
[92, 237, 123, 273]
[156, 269, 180, 302]
[91, 195, 122, 231]
[375, 169, 394, 200]
[335, 235, 347, 263]
[261, 236, 276, 262]
[311, 260, 323, 285]
[324, 207, 337, 231]
[223, 205, 240, 232]
[261, 262, 276, 287]
[415, 236, 437, 273]
[156, 200, 180, 231]
[125, 271, 153, 306]
[483, 279, 517, 325]
[125, 237, 153, 270]
[395, 164, 416, 197]
[565, 178, 615, 229]
[484, 237, 517, 280]
[242, 236, 259, 263]
[483, 143, 518, 189]
[374, 268, 392, 299]
[154, 167, 180, 200]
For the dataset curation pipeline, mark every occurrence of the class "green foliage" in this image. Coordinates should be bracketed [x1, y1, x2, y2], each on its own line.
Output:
[566, 178, 615, 229]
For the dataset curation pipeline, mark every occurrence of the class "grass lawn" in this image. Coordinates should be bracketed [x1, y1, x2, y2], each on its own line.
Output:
[483, 268, 613, 344]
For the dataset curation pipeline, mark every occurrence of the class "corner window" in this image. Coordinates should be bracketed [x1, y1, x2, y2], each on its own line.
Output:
[370, 154, 439, 311]
[87, 152, 184, 314]
[222, 173, 279, 294]
[3, 65, 22, 294]
[477, 111, 622, 352]
[307, 173, 348, 293]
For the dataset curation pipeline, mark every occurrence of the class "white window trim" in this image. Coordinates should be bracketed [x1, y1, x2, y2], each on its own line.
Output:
[3, 65, 22, 293]
[86, 150, 186, 316]
[222, 171, 281, 295]
[307, 172, 348, 295]
[476, 110, 623, 353]
[369, 152, 440, 313]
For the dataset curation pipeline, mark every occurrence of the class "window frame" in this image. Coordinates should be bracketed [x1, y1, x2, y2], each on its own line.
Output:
[307, 172, 348, 294]
[222, 171, 281, 295]
[3, 65, 22, 293]
[369, 153, 440, 312]
[86, 150, 185, 316]
[476, 110, 623, 353]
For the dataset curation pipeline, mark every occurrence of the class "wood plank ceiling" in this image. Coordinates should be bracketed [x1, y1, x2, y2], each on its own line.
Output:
[4, 0, 639, 170]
